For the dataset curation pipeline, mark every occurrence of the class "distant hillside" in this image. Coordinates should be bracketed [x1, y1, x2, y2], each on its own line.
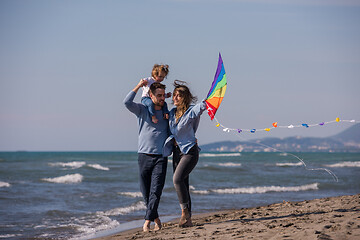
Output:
[330, 123, 360, 143]
[200, 123, 360, 152]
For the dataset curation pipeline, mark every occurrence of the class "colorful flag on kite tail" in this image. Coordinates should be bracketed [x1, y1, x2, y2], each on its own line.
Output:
[205, 53, 227, 120]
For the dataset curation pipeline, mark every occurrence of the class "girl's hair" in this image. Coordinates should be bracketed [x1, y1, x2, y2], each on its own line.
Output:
[152, 64, 169, 78]
[173, 80, 197, 122]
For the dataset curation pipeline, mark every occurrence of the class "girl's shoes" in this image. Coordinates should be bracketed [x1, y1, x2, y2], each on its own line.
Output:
[151, 115, 158, 123]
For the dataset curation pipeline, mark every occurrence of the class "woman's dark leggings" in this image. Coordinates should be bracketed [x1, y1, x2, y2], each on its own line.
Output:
[172, 144, 199, 213]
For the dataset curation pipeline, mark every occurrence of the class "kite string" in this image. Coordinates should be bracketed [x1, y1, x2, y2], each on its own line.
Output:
[211, 115, 345, 182]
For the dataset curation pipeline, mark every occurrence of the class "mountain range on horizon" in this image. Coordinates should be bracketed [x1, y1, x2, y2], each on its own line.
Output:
[200, 123, 360, 153]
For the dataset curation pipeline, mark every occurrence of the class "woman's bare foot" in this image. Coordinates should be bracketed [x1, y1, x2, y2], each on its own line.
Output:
[143, 220, 151, 232]
[152, 115, 158, 123]
[154, 218, 162, 231]
[179, 208, 193, 228]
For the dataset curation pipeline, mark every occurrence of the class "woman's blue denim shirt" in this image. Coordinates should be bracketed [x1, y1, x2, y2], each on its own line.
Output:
[163, 101, 207, 157]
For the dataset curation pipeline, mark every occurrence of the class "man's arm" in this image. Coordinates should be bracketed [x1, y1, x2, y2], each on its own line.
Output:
[132, 79, 147, 93]
[124, 79, 147, 115]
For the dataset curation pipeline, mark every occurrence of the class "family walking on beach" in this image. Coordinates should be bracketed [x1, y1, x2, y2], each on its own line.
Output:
[124, 64, 207, 232]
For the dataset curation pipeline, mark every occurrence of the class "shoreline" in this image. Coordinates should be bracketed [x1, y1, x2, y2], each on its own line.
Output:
[94, 194, 360, 240]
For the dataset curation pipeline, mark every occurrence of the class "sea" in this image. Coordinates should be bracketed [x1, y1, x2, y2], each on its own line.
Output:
[0, 151, 359, 239]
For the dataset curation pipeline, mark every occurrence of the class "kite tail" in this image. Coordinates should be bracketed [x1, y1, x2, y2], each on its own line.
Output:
[281, 151, 338, 182]
[212, 116, 339, 182]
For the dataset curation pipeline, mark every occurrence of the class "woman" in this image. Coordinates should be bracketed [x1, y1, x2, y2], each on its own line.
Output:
[164, 80, 207, 227]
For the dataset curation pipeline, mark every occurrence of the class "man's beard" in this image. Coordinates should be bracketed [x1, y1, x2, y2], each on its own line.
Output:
[154, 101, 164, 107]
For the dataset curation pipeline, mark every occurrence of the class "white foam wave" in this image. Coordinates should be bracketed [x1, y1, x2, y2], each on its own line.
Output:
[211, 183, 319, 194]
[200, 153, 241, 157]
[324, 161, 360, 168]
[118, 192, 142, 198]
[218, 162, 242, 167]
[70, 215, 120, 240]
[192, 190, 210, 194]
[276, 162, 303, 167]
[0, 181, 11, 188]
[42, 174, 83, 184]
[101, 201, 146, 216]
[88, 164, 110, 171]
[49, 161, 86, 169]
[0, 234, 22, 238]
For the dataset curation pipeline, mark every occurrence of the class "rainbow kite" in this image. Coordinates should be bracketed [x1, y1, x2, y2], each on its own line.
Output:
[203, 53, 357, 183]
[205, 53, 227, 120]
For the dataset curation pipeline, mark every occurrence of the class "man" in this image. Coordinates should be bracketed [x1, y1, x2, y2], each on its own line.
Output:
[123, 79, 169, 232]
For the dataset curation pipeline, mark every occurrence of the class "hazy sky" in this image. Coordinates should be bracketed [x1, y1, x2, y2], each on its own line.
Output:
[1, 0, 359, 151]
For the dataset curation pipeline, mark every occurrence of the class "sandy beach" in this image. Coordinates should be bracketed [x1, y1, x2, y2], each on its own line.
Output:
[95, 194, 359, 240]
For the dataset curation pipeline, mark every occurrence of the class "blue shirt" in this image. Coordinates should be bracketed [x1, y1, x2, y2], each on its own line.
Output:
[124, 91, 169, 155]
[163, 101, 207, 156]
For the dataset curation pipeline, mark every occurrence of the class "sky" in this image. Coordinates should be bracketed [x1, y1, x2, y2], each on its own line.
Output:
[1, 0, 359, 151]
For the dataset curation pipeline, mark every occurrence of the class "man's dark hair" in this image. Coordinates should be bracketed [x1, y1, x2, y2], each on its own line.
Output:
[150, 82, 166, 95]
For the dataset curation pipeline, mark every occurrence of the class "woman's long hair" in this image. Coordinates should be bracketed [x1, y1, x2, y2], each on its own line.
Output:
[173, 80, 197, 122]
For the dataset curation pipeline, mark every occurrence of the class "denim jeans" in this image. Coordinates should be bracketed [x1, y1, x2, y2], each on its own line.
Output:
[138, 153, 167, 221]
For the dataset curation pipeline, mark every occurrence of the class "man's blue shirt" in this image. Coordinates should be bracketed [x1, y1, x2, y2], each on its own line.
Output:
[124, 91, 169, 155]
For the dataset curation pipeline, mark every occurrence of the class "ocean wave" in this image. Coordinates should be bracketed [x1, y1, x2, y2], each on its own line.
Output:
[0, 234, 22, 239]
[218, 162, 242, 167]
[49, 161, 86, 169]
[100, 201, 146, 216]
[193, 183, 319, 195]
[276, 162, 303, 167]
[70, 215, 120, 240]
[42, 174, 83, 184]
[0, 181, 10, 188]
[200, 153, 241, 157]
[88, 164, 110, 171]
[324, 161, 360, 168]
[192, 190, 210, 194]
[118, 192, 142, 198]
[49, 161, 110, 171]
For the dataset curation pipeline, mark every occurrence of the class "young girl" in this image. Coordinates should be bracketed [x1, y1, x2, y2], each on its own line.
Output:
[163, 80, 207, 227]
[141, 64, 171, 123]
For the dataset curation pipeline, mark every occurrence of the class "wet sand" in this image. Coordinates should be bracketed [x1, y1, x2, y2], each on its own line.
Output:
[95, 194, 360, 239]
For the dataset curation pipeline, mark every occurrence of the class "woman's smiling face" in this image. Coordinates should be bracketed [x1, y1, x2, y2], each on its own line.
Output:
[172, 91, 184, 107]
